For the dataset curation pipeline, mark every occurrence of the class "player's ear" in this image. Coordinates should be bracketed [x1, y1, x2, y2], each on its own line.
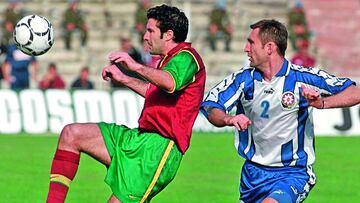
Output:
[164, 30, 174, 41]
[266, 42, 276, 55]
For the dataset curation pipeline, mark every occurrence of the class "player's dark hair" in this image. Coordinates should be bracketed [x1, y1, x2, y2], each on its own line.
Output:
[147, 4, 188, 42]
[250, 19, 288, 56]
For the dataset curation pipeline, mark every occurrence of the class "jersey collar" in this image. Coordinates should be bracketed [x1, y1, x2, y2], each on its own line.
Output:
[253, 59, 289, 81]
[167, 42, 192, 56]
[275, 59, 289, 77]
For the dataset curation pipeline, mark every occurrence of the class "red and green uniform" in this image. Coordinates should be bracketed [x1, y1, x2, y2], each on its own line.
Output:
[139, 42, 206, 153]
[99, 42, 206, 202]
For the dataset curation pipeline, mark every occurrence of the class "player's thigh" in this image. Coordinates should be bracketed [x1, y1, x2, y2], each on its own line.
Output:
[266, 176, 310, 203]
[59, 123, 110, 165]
[240, 161, 311, 203]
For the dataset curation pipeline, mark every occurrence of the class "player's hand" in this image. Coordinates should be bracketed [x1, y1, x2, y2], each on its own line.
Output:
[108, 51, 139, 71]
[224, 114, 251, 131]
[301, 84, 324, 109]
[102, 64, 128, 83]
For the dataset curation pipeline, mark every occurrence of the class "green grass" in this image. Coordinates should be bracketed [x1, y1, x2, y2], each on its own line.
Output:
[0, 133, 359, 202]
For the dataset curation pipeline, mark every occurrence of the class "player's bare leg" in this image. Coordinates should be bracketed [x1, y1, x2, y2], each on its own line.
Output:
[57, 123, 111, 164]
[47, 123, 111, 203]
[108, 194, 121, 203]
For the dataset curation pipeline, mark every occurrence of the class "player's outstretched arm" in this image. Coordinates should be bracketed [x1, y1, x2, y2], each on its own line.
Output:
[302, 84, 360, 109]
[207, 108, 252, 131]
[102, 64, 149, 97]
[109, 51, 175, 92]
[322, 85, 360, 108]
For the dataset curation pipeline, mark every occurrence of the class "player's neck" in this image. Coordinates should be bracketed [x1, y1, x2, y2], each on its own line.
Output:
[263, 57, 285, 81]
[162, 41, 179, 56]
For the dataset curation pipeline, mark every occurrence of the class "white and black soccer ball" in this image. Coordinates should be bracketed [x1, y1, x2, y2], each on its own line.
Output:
[13, 15, 54, 56]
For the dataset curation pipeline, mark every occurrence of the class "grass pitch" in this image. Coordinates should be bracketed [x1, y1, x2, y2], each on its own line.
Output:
[0, 133, 359, 202]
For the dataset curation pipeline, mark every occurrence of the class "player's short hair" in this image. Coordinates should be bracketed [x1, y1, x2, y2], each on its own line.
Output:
[147, 4, 188, 43]
[250, 19, 288, 56]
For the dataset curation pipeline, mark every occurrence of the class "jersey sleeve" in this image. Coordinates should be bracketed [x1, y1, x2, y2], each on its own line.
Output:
[200, 70, 248, 118]
[163, 51, 199, 92]
[299, 67, 356, 96]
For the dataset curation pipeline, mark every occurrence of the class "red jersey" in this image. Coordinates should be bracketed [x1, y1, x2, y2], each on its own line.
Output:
[138, 42, 206, 153]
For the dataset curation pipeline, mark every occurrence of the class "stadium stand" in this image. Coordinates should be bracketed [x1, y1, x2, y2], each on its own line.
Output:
[6, 0, 357, 91]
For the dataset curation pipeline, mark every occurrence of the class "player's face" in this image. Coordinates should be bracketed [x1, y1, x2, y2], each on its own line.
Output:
[244, 28, 268, 69]
[143, 19, 165, 55]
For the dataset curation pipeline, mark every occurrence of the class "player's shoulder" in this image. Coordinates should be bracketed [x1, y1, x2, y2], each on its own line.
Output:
[177, 45, 202, 58]
[289, 62, 322, 76]
[239, 65, 254, 72]
[221, 66, 254, 82]
[233, 66, 254, 76]
[176, 50, 193, 58]
[176, 48, 204, 65]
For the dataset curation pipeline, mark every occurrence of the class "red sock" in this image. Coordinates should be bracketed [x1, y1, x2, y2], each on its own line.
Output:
[46, 149, 80, 203]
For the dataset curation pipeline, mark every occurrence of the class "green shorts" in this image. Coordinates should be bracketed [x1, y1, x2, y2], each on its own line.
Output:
[98, 122, 182, 203]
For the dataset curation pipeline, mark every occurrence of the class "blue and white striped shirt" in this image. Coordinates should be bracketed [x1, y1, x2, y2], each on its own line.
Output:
[201, 59, 355, 167]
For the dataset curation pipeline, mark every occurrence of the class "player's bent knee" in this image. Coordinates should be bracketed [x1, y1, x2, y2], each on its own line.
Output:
[59, 123, 82, 147]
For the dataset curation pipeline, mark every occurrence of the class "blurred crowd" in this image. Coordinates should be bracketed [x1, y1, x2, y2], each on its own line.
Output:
[0, 0, 316, 91]
[288, 0, 316, 67]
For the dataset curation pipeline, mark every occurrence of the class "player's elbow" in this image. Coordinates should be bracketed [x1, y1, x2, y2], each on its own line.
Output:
[208, 114, 227, 128]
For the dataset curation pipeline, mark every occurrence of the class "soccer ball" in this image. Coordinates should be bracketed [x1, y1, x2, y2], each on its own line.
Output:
[13, 15, 54, 56]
